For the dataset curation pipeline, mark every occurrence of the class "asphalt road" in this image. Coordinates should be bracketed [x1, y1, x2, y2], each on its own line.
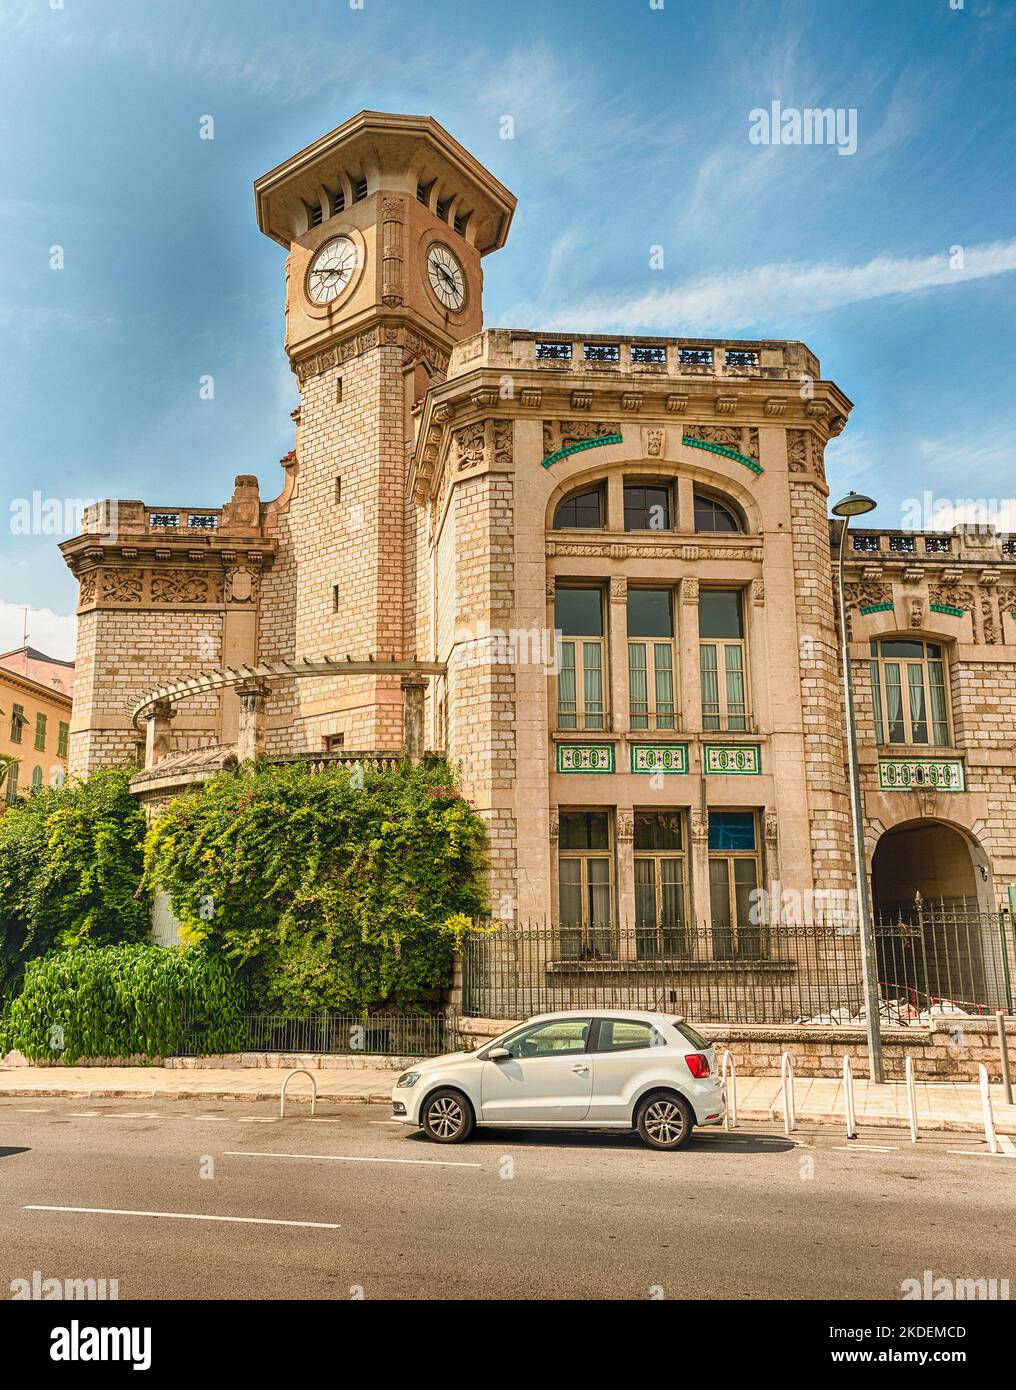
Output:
[0, 1097, 1012, 1301]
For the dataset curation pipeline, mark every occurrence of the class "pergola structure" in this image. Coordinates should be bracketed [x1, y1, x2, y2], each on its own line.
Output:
[132, 655, 447, 770]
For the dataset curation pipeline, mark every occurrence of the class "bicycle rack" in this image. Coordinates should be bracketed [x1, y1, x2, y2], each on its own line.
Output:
[842, 1054, 857, 1139]
[280, 1068, 318, 1119]
[780, 1052, 796, 1134]
[905, 1054, 919, 1144]
[721, 1050, 738, 1129]
[979, 1062, 999, 1154]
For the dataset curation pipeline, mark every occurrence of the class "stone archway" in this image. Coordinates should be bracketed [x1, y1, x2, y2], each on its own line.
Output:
[871, 820, 998, 1012]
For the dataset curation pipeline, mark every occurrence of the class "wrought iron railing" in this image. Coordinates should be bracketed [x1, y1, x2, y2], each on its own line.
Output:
[462, 908, 1016, 1025]
[176, 1009, 459, 1059]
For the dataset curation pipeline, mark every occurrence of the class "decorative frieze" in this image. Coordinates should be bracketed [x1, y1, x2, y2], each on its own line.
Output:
[555, 743, 615, 773]
[703, 744, 762, 775]
[630, 743, 689, 774]
[541, 419, 622, 469]
[879, 758, 965, 793]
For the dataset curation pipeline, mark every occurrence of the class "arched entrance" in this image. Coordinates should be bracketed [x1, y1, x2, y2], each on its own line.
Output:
[871, 820, 1003, 1014]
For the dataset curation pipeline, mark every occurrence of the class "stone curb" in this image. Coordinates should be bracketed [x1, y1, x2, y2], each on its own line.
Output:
[1, 1084, 1011, 1133]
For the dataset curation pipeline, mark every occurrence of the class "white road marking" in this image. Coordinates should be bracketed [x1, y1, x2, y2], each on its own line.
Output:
[832, 1144, 900, 1152]
[225, 1149, 482, 1169]
[946, 1148, 1016, 1160]
[24, 1205, 341, 1229]
[67, 1112, 101, 1118]
[998, 1134, 1016, 1155]
[115, 1113, 159, 1119]
[16, 1108, 50, 1114]
[305, 1118, 343, 1124]
[237, 1117, 275, 1123]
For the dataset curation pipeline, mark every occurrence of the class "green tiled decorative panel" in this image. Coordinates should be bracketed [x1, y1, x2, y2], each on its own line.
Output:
[630, 743, 689, 774]
[556, 743, 615, 773]
[878, 758, 964, 792]
[703, 744, 762, 775]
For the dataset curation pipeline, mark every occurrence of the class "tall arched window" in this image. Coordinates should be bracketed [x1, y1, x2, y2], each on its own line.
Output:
[694, 489, 744, 533]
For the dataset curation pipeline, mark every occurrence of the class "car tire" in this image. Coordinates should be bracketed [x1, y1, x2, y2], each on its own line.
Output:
[635, 1091, 694, 1151]
[420, 1088, 475, 1144]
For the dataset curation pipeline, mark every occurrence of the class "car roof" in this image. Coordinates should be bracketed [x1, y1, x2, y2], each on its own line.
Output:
[521, 1009, 685, 1025]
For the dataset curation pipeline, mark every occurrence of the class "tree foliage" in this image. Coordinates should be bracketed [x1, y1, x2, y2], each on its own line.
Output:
[144, 759, 488, 1012]
[0, 768, 149, 1007]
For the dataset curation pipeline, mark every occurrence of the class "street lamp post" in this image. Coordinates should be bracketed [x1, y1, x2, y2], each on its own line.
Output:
[832, 491, 885, 1084]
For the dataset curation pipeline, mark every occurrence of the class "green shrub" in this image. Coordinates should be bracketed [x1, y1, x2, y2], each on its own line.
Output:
[144, 759, 488, 1013]
[0, 768, 149, 1008]
[2, 943, 245, 1062]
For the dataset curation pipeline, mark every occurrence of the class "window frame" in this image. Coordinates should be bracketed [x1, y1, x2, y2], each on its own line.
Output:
[633, 810, 690, 958]
[495, 1016, 597, 1059]
[593, 1019, 666, 1053]
[57, 721, 69, 758]
[627, 586, 678, 731]
[698, 587, 751, 732]
[554, 583, 608, 731]
[623, 479, 673, 533]
[34, 712, 47, 752]
[10, 703, 24, 744]
[707, 810, 764, 960]
[868, 638, 952, 748]
[552, 484, 606, 531]
[557, 809, 615, 956]
[693, 488, 745, 534]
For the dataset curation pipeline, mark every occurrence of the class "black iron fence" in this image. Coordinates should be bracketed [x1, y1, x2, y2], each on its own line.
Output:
[176, 1009, 460, 1059]
[462, 906, 1016, 1025]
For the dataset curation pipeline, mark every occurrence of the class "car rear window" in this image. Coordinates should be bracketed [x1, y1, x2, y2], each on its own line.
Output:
[675, 1021, 710, 1051]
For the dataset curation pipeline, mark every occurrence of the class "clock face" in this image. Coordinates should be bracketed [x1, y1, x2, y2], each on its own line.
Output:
[307, 236, 358, 305]
[427, 244, 466, 311]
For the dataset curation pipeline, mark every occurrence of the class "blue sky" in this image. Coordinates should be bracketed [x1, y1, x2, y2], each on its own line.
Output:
[2, 0, 1014, 658]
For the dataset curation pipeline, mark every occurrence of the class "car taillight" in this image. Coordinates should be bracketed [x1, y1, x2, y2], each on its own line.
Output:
[685, 1053, 710, 1079]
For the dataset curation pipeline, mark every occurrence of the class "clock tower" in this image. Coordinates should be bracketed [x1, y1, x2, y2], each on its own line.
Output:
[253, 111, 515, 751]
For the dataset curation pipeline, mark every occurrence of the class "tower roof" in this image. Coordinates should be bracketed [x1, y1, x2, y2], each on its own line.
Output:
[254, 110, 516, 253]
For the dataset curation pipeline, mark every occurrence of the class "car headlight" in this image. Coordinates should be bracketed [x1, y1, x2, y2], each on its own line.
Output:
[396, 1071, 421, 1088]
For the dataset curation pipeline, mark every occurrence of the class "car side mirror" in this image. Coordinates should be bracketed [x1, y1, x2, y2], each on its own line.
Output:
[487, 1047, 511, 1061]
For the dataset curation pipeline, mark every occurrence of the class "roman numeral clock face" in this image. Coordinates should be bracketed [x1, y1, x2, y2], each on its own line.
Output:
[306, 236, 358, 305]
[427, 244, 466, 311]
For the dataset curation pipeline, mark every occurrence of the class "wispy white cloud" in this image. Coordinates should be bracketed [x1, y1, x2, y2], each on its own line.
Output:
[527, 237, 1016, 334]
[0, 602, 76, 661]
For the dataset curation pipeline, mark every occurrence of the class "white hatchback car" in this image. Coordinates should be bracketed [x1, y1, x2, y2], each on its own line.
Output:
[392, 1010, 724, 1151]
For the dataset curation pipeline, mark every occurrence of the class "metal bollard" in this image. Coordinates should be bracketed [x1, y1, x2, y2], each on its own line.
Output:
[842, 1054, 857, 1139]
[780, 1051, 796, 1134]
[996, 1012, 1013, 1106]
[978, 1062, 998, 1155]
[721, 1050, 738, 1130]
[905, 1054, 919, 1144]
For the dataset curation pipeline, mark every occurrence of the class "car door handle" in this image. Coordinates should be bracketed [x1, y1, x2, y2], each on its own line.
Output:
[571, 1064, 589, 1074]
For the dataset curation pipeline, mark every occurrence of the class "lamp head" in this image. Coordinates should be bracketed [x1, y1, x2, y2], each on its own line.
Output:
[832, 491, 877, 519]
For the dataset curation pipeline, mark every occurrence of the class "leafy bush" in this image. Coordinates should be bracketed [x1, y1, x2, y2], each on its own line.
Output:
[0, 768, 149, 1008]
[144, 759, 488, 1013]
[0, 943, 245, 1063]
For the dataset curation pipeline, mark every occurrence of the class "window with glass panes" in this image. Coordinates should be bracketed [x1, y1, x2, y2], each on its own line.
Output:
[693, 491, 742, 533]
[627, 588, 676, 730]
[558, 811, 614, 957]
[633, 811, 688, 958]
[555, 586, 607, 730]
[868, 639, 950, 746]
[707, 811, 763, 959]
[699, 589, 748, 730]
[553, 486, 605, 530]
[623, 482, 671, 531]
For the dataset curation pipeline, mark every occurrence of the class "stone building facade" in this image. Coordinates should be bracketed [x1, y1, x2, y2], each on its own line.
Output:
[60, 112, 1016, 1013]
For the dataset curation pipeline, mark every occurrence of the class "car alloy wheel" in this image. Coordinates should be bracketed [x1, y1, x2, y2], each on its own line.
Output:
[422, 1088, 474, 1143]
[637, 1091, 693, 1151]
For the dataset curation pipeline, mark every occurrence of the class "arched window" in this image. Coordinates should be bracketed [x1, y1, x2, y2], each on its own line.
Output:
[694, 490, 743, 533]
[553, 485, 605, 530]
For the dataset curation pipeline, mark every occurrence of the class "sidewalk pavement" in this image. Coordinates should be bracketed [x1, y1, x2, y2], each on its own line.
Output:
[1, 1061, 1013, 1134]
